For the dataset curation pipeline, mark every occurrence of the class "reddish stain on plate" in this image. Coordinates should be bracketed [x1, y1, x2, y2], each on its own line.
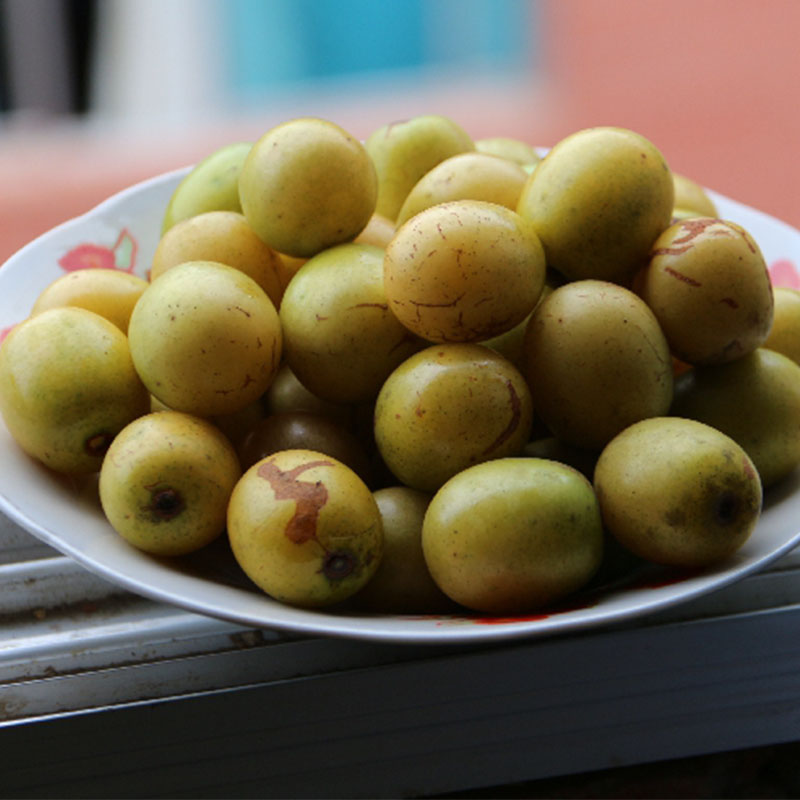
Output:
[769, 258, 800, 289]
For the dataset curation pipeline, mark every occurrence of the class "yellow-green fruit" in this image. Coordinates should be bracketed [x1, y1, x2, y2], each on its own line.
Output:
[593, 417, 762, 567]
[764, 287, 800, 364]
[280, 243, 424, 404]
[672, 172, 718, 217]
[422, 457, 604, 614]
[162, 141, 252, 234]
[523, 280, 674, 451]
[474, 136, 541, 167]
[151, 211, 284, 309]
[384, 200, 546, 343]
[365, 114, 474, 221]
[395, 152, 528, 226]
[638, 218, 773, 365]
[357, 486, 454, 614]
[516, 126, 673, 285]
[671, 348, 800, 488]
[99, 411, 241, 556]
[128, 261, 282, 417]
[374, 344, 534, 492]
[31, 268, 148, 333]
[0, 307, 149, 474]
[238, 117, 377, 258]
[227, 449, 383, 608]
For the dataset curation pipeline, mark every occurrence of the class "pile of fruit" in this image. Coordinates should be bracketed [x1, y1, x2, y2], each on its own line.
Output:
[2, 114, 800, 616]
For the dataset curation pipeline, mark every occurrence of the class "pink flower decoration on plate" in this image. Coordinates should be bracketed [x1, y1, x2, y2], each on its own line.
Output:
[58, 228, 138, 274]
[768, 259, 800, 289]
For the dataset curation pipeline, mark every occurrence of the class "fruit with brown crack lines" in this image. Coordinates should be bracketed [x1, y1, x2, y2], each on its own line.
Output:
[522, 280, 673, 451]
[374, 343, 533, 492]
[593, 417, 762, 567]
[226, 449, 383, 607]
[128, 261, 282, 417]
[637, 218, 773, 365]
[422, 457, 604, 614]
[279, 243, 424, 404]
[671, 348, 800, 488]
[238, 117, 377, 258]
[99, 410, 241, 555]
[0, 307, 149, 474]
[516, 126, 674, 285]
[383, 200, 546, 344]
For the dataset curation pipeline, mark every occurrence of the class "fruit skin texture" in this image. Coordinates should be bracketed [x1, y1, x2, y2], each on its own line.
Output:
[365, 114, 474, 221]
[672, 173, 717, 217]
[516, 126, 674, 285]
[374, 344, 534, 493]
[238, 117, 378, 258]
[422, 457, 605, 615]
[384, 200, 546, 344]
[671, 348, 800, 488]
[764, 287, 800, 365]
[637, 218, 773, 365]
[593, 417, 762, 568]
[279, 243, 423, 404]
[0, 307, 149, 474]
[162, 141, 252, 234]
[99, 411, 241, 556]
[522, 279, 673, 451]
[128, 261, 282, 417]
[227, 449, 383, 608]
[31, 268, 148, 334]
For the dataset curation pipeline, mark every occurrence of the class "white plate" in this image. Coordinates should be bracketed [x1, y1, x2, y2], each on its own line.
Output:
[2, 167, 800, 645]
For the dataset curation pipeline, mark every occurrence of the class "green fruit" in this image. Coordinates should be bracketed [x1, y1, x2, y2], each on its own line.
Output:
[128, 261, 282, 417]
[593, 417, 762, 567]
[227, 449, 383, 608]
[0, 307, 149, 474]
[365, 114, 474, 221]
[357, 486, 454, 614]
[238, 117, 377, 258]
[522, 280, 673, 451]
[374, 344, 534, 492]
[422, 457, 604, 614]
[279, 243, 423, 404]
[517, 126, 673, 285]
[671, 348, 800, 488]
[474, 136, 541, 167]
[99, 411, 241, 556]
[764, 287, 800, 365]
[161, 141, 252, 234]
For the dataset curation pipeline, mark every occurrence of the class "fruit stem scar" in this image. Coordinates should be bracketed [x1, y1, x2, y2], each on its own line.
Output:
[85, 431, 113, 457]
[257, 459, 334, 544]
[144, 485, 185, 520]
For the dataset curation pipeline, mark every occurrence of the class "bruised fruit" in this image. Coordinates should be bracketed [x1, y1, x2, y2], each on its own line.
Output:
[374, 344, 534, 492]
[637, 218, 773, 365]
[384, 200, 546, 343]
[671, 348, 800, 488]
[99, 411, 241, 555]
[0, 307, 149, 474]
[522, 280, 673, 451]
[594, 417, 762, 567]
[128, 261, 282, 417]
[357, 486, 454, 613]
[422, 457, 604, 614]
[226, 449, 383, 607]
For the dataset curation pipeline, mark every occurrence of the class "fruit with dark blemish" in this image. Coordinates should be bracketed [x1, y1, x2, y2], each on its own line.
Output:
[279, 243, 424, 404]
[226, 449, 383, 608]
[422, 457, 604, 614]
[374, 344, 533, 492]
[98, 410, 241, 556]
[522, 280, 673, 451]
[637, 218, 774, 365]
[593, 417, 762, 567]
[0, 306, 149, 474]
[384, 200, 546, 344]
[128, 261, 282, 417]
[671, 348, 800, 488]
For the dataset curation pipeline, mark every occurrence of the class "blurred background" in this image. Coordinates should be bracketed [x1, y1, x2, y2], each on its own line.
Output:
[1, 0, 799, 264]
